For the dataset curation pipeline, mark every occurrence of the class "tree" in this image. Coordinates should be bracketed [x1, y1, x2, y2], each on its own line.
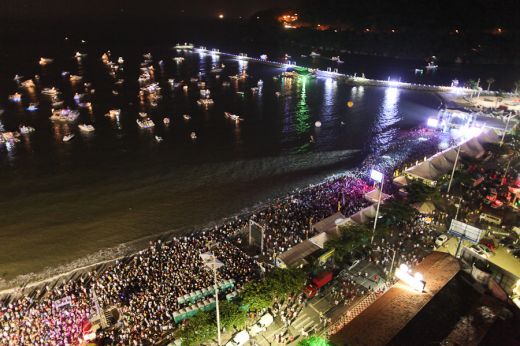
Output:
[175, 310, 217, 346]
[380, 199, 417, 226]
[486, 77, 495, 91]
[298, 335, 333, 346]
[240, 280, 274, 312]
[219, 301, 248, 332]
[405, 181, 437, 204]
[514, 80, 520, 94]
[325, 223, 371, 263]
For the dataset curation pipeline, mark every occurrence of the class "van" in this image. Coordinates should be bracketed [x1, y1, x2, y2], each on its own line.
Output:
[479, 213, 502, 225]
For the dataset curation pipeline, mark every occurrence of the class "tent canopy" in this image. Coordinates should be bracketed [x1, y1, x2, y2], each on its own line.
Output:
[312, 212, 346, 234]
[364, 188, 391, 203]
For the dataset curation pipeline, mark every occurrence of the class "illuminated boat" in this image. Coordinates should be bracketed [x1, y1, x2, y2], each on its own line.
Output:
[183, 114, 191, 121]
[9, 93, 22, 102]
[105, 109, 121, 118]
[224, 112, 243, 122]
[20, 79, 35, 88]
[190, 132, 197, 140]
[39, 57, 54, 66]
[309, 51, 320, 57]
[136, 118, 155, 128]
[26, 103, 39, 111]
[50, 109, 80, 122]
[63, 133, 75, 142]
[174, 43, 194, 49]
[197, 98, 214, 106]
[78, 124, 95, 132]
[155, 135, 163, 142]
[19, 125, 35, 134]
[163, 117, 170, 125]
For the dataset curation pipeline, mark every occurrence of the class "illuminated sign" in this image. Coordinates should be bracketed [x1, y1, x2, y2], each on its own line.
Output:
[370, 169, 383, 183]
[427, 117, 439, 128]
[448, 219, 483, 244]
[395, 264, 426, 292]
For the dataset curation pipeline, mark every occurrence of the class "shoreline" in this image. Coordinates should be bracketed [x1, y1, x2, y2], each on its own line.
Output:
[0, 125, 441, 298]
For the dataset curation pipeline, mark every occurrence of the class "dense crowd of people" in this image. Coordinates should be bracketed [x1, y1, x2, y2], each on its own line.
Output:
[0, 127, 449, 345]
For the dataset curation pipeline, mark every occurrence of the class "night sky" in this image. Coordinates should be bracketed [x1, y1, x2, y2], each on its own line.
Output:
[0, 0, 302, 20]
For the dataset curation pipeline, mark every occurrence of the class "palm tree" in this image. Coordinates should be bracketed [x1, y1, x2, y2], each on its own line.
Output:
[486, 77, 495, 91]
[514, 80, 520, 94]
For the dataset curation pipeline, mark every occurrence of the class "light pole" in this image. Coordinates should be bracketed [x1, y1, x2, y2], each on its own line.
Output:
[200, 251, 224, 345]
[447, 144, 461, 194]
[370, 169, 384, 244]
[387, 248, 397, 281]
[500, 112, 513, 147]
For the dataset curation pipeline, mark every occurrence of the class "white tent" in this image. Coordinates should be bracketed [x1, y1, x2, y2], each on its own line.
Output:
[364, 188, 391, 203]
[349, 205, 377, 224]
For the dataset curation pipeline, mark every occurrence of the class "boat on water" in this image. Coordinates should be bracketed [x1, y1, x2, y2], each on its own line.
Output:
[282, 71, 298, 78]
[74, 52, 86, 59]
[39, 57, 54, 66]
[210, 67, 223, 73]
[182, 85, 189, 92]
[8, 93, 22, 102]
[163, 117, 170, 125]
[257, 79, 264, 86]
[0, 132, 21, 144]
[50, 109, 80, 122]
[26, 103, 39, 111]
[190, 132, 197, 140]
[173, 57, 185, 63]
[136, 118, 155, 129]
[52, 100, 64, 108]
[236, 91, 245, 96]
[222, 81, 231, 87]
[251, 87, 259, 93]
[425, 62, 438, 70]
[70, 75, 83, 82]
[63, 133, 75, 142]
[200, 89, 211, 97]
[224, 112, 243, 122]
[13, 75, 23, 82]
[174, 43, 194, 50]
[105, 109, 121, 118]
[78, 124, 95, 132]
[42, 87, 60, 96]
[183, 114, 191, 121]
[155, 135, 163, 142]
[310, 51, 321, 57]
[331, 56, 344, 63]
[118, 57, 124, 64]
[20, 79, 35, 88]
[197, 98, 214, 106]
[19, 125, 35, 134]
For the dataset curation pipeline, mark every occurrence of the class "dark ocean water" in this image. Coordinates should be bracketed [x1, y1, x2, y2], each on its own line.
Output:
[0, 31, 495, 283]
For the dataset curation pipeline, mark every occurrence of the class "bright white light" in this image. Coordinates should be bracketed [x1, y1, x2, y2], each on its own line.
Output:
[388, 80, 400, 87]
[370, 169, 383, 183]
[427, 117, 439, 128]
[395, 264, 425, 292]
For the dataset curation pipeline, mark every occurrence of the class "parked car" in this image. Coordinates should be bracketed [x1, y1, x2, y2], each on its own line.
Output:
[249, 313, 274, 336]
[469, 244, 492, 258]
[226, 331, 250, 346]
[435, 234, 449, 247]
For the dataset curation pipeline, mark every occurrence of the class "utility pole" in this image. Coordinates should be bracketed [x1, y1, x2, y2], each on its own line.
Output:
[447, 145, 461, 194]
[371, 179, 384, 244]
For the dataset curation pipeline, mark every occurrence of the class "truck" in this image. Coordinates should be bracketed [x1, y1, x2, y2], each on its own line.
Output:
[303, 271, 333, 298]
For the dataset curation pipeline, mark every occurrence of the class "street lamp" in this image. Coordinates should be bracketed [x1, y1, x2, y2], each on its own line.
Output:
[370, 169, 384, 244]
[387, 248, 397, 281]
[200, 251, 225, 345]
[447, 144, 461, 194]
[500, 112, 513, 147]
